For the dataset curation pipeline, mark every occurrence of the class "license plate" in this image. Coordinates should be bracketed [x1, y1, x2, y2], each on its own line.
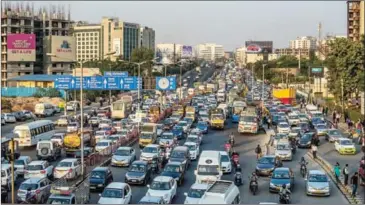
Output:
[90, 187, 96, 189]
[132, 180, 137, 182]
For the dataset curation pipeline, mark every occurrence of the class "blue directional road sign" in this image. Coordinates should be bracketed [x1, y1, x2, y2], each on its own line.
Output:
[55, 76, 73, 90]
[103, 77, 120, 90]
[104, 71, 128, 77]
[120, 77, 141, 90]
[85, 76, 103, 90]
[69, 77, 87, 90]
[156, 77, 176, 90]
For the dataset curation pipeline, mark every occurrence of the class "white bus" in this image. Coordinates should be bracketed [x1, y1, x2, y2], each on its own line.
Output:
[34, 103, 55, 117]
[13, 120, 55, 147]
[111, 100, 132, 120]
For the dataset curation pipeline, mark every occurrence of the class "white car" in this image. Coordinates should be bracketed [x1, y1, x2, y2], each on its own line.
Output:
[14, 156, 32, 176]
[275, 141, 293, 161]
[147, 176, 177, 204]
[3, 113, 16, 123]
[98, 182, 132, 204]
[67, 122, 79, 133]
[56, 115, 69, 126]
[140, 144, 162, 162]
[24, 160, 54, 179]
[54, 158, 82, 179]
[186, 134, 201, 145]
[99, 119, 112, 129]
[183, 183, 209, 204]
[177, 121, 190, 133]
[111, 147, 136, 167]
[95, 140, 113, 155]
[95, 131, 109, 143]
[184, 142, 200, 160]
[219, 151, 232, 173]
[50, 133, 66, 146]
[277, 122, 290, 134]
[287, 114, 300, 126]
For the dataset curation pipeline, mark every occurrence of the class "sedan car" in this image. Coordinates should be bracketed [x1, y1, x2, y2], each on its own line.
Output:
[95, 140, 113, 155]
[298, 132, 314, 148]
[277, 122, 290, 134]
[98, 182, 132, 204]
[196, 121, 208, 134]
[335, 138, 356, 155]
[146, 176, 177, 204]
[305, 170, 330, 196]
[275, 141, 293, 161]
[269, 167, 295, 192]
[112, 147, 136, 167]
[54, 158, 82, 179]
[125, 161, 152, 185]
[160, 161, 186, 186]
[314, 124, 328, 136]
[326, 129, 343, 142]
[255, 155, 280, 176]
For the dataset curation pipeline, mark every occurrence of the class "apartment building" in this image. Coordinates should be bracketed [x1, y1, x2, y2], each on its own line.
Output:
[289, 36, 317, 50]
[140, 26, 155, 50]
[347, 1, 365, 41]
[275, 48, 311, 59]
[195, 43, 224, 61]
[1, 2, 73, 87]
[235, 47, 246, 67]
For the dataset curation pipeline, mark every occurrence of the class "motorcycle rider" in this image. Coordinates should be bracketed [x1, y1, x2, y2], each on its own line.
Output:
[234, 164, 242, 185]
[229, 132, 235, 146]
[224, 141, 232, 155]
[279, 184, 291, 202]
[25, 187, 34, 203]
[249, 172, 259, 187]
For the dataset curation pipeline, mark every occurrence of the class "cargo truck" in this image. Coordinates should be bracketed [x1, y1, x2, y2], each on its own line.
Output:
[185, 106, 196, 122]
[139, 123, 157, 148]
[209, 108, 225, 129]
[63, 130, 94, 157]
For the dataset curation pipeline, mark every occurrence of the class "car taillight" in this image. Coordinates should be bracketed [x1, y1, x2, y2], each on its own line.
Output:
[40, 170, 46, 174]
[35, 189, 41, 194]
[68, 168, 72, 173]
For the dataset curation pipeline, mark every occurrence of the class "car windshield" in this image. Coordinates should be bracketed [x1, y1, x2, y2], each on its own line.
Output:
[47, 198, 71, 204]
[20, 183, 38, 190]
[96, 142, 109, 147]
[186, 137, 198, 143]
[170, 151, 185, 158]
[27, 165, 43, 171]
[178, 122, 187, 126]
[272, 171, 290, 179]
[277, 144, 290, 150]
[90, 171, 105, 179]
[188, 188, 206, 198]
[328, 130, 340, 135]
[115, 149, 130, 156]
[143, 147, 158, 153]
[129, 164, 146, 172]
[197, 165, 220, 175]
[289, 116, 298, 119]
[15, 160, 25, 165]
[220, 155, 230, 162]
[309, 174, 328, 182]
[150, 181, 171, 190]
[164, 165, 180, 173]
[140, 134, 153, 139]
[258, 157, 275, 164]
[161, 134, 174, 139]
[101, 188, 123, 198]
[302, 134, 313, 140]
[316, 125, 326, 129]
[197, 122, 207, 126]
[279, 123, 289, 128]
[200, 114, 209, 118]
[340, 140, 352, 145]
[57, 161, 73, 167]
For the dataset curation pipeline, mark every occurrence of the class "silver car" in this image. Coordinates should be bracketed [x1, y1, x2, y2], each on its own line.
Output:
[17, 178, 51, 203]
[111, 147, 136, 167]
[326, 129, 343, 142]
[305, 170, 330, 196]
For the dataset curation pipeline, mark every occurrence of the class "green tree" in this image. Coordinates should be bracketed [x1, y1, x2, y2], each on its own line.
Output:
[131, 47, 155, 76]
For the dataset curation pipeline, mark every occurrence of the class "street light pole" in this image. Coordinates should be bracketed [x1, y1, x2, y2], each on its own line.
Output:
[80, 60, 85, 176]
[137, 63, 141, 112]
[109, 63, 112, 104]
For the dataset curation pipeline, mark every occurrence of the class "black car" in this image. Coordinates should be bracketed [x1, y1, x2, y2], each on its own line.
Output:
[125, 160, 152, 185]
[169, 146, 191, 170]
[160, 161, 185, 186]
[298, 132, 314, 148]
[255, 155, 281, 176]
[89, 167, 113, 191]
[163, 119, 175, 130]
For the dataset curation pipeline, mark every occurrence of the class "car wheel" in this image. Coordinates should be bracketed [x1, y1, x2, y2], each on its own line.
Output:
[143, 178, 147, 186]
[40, 196, 45, 204]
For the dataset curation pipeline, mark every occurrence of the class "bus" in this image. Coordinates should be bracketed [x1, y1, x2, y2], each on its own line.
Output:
[231, 101, 246, 123]
[111, 99, 133, 120]
[13, 120, 55, 147]
[34, 103, 55, 117]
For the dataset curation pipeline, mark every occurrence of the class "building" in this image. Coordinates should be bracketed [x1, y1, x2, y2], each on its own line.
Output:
[275, 48, 311, 59]
[195, 43, 224, 61]
[156, 43, 183, 64]
[122, 22, 140, 60]
[1, 2, 73, 87]
[140, 26, 155, 50]
[347, 1, 365, 41]
[245, 41, 273, 53]
[316, 35, 347, 60]
[224, 51, 233, 60]
[235, 46, 278, 67]
[72, 21, 102, 62]
[235, 47, 246, 67]
[289, 36, 317, 50]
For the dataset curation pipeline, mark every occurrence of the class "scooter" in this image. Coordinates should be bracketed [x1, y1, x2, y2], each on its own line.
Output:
[234, 171, 242, 186]
[249, 179, 258, 195]
[300, 162, 308, 177]
[279, 192, 291, 204]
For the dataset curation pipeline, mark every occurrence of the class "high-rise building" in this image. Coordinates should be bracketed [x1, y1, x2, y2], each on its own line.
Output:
[122, 22, 140, 60]
[289, 36, 317, 50]
[235, 47, 246, 67]
[72, 21, 102, 62]
[1, 2, 74, 87]
[347, 1, 365, 41]
[195, 43, 224, 61]
[140, 26, 155, 50]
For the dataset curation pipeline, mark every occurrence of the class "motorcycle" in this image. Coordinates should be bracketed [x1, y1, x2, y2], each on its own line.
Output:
[229, 137, 235, 147]
[300, 162, 308, 177]
[279, 192, 291, 204]
[151, 158, 160, 174]
[249, 179, 258, 195]
[234, 171, 242, 186]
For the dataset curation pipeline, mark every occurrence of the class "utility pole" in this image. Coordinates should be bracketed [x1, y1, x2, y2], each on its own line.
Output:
[80, 61, 85, 176]
[10, 139, 15, 204]
[341, 78, 344, 114]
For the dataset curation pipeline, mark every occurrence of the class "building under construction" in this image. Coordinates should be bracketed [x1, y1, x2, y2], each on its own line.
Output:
[347, 1, 365, 42]
[1, 2, 74, 87]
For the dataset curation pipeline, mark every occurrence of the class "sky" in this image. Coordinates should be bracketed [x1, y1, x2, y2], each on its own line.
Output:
[30, 1, 346, 51]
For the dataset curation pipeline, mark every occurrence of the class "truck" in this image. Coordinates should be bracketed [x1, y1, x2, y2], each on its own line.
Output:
[217, 89, 226, 103]
[238, 111, 259, 134]
[139, 123, 157, 148]
[209, 108, 225, 129]
[63, 130, 94, 157]
[231, 100, 247, 123]
[185, 106, 196, 122]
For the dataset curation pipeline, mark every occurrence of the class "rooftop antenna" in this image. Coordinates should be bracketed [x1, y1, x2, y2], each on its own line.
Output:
[68, 4, 71, 21]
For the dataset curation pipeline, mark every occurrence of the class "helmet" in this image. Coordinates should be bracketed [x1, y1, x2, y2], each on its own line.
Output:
[282, 184, 286, 189]
[27, 187, 32, 191]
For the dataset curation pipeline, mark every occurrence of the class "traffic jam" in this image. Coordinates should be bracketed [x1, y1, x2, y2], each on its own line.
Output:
[1, 63, 354, 204]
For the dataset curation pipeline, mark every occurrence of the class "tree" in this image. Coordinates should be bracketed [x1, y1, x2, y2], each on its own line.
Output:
[325, 37, 364, 101]
[131, 47, 155, 76]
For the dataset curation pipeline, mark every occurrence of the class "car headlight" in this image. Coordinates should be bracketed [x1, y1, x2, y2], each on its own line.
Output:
[286, 183, 291, 188]
[307, 141, 311, 145]
[163, 193, 169, 200]
[270, 183, 275, 187]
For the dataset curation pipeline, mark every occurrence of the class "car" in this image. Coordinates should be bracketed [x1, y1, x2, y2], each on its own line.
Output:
[311, 117, 326, 128]
[269, 167, 295, 192]
[14, 156, 32, 176]
[99, 119, 113, 129]
[50, 132, 66, 147]
[22, 110, 34, 119]
[95, 130, 109, 143]
[305, 170, 330, 196]
[106, 134, 124, 146]
[3, 113, 16, 123]
[298, 122, 310, 133]
[185, 134, 201, 145]
[162, 119, 175, 130]
[24, 160, 54, 179]
[172, 126, 184, 140]
[274, 140, 293, 161]
[255, 155, 280, 176]
[219, 151, 232, 174]
[95, 140, 113, 155]
[140, 144, 164, 163]
[160, 161, 186, 186]
[36, 140, 62, 161]
[56, 115, 70, 126]
[298, 132, 314, 148]
[298, 113, 309, 122]
[334, 138, 356, 155]
[288, 127, 301, 139]
[287, 113, 300, 126]
[184, 142, 200, 160]
[17, 178, 51, 203]
[54, 158, 82, 179]
[1, 115, 5, 125]
[314, 123, 328, 136]
[125, 161, 152, 185]
[272, 133, 289, 147]
[97, 182, 132, 204]
[177, 121, 190, 133]
[196, 121, 208, 134]
[183, 183, 210, 204]
[13, 111, 27, 121]
[111, 147, 136, 167]
[146, 176, 177, 204]
[169, 146, 191, 170]
[159, 132, 177, 148]
[326, 129, 343, 142]
[89, 167, 114, 191]
[67, 122, 79, 133]
[138, 196, 166, 204]
[277, 122, 290, 134]
[156, 124, 164, 137]
[2, 164, 18, 188]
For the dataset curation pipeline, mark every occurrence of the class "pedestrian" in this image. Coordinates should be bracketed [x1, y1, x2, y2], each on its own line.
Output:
[267, 117, 271, 129]
[344, 110, 349, 123]
[324, 106, 329, 116]
[311, 144, 317, 159]
[334, 162, 341, 183]
[351, 172, 359, 197]
[343, 164, 349, 186]
[332, 111, 336, 123]
[255, 144, 262, 159]
[322, 107, 325, 115]
[265, 143, 270, 155]
[336, 113, 341, 124]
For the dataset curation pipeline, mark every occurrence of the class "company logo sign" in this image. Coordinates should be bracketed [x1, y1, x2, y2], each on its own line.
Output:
[57, 41, 72, 53]
[246, 44, 262, 53]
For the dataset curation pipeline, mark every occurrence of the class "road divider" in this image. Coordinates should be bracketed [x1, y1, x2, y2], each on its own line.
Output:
[306, 151, 364, 204]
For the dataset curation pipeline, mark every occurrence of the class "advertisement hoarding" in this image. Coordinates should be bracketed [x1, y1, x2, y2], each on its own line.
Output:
[245, 41, 273, 53]
[7, 34, 36, 62]
[310, 67, 324, 78]
[51, 36, 76, 62]
[113, 38, 121, 56]
[182, 45, 193, 58]
[73, 68, 101, 77]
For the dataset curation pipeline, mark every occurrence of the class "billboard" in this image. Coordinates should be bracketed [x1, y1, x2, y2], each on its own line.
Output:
[7, 34, 36, 62]
[310, 67, 324, 78]
[73, 68, 101, 77]
[51, 36, 76, 62]
[113, 38, 121, 56]
[245, 41, 273, 53]
[182, 45, 193, 58]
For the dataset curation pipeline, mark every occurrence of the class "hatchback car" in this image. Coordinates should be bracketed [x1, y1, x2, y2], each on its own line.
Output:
[305, 170, 330, 196]
[184, 142, 200, 161]
[269, 167, 295, 192]
[146, 176, 177, 204]
[14, 156, 32, 176]
[298, 132, 314, 148]
[97, 182, 132, 204]
[125, 160, 152, 185]
[17, 177, 51, 204]
[160, 161, 186, 186]
[335, 138, 356, 155]
[89, 167, 114, 191]
[183, 183, 210, 204]
[3, 113, 16, 123]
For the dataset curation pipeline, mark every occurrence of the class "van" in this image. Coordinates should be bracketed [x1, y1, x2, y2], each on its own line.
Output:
[195, 151, 222, 184]
[197, 180, 240, 204]
[169, 146, 190, 170]
[34, 103, 55, 117]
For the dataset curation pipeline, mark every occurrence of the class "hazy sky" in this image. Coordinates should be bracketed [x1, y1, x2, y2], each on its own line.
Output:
[32, 1, 346, 50]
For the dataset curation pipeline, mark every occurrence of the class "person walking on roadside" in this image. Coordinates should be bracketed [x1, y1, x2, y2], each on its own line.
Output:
[351, 172, 359, 197]
[324, 106, 329, 116]
[343, 164, 349, 186]
[255, 144, 262, 159]
[311, 144, 317, 159]
[334, 162, 341, 183]
[336, 112, 341, 124]
[332, 111, 336, 123]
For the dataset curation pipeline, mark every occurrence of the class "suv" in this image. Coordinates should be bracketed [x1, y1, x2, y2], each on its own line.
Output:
[17, 178, 51, 203]
[36, 141, 62, 161]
